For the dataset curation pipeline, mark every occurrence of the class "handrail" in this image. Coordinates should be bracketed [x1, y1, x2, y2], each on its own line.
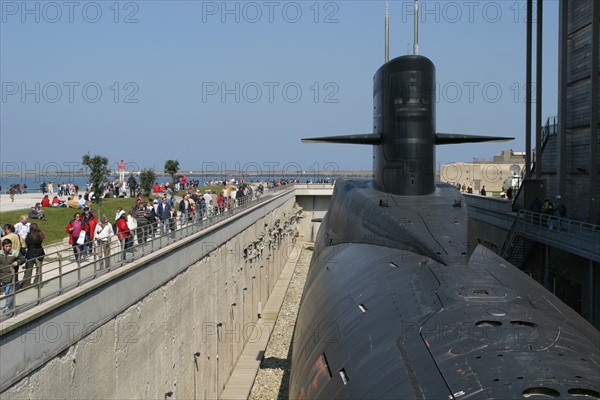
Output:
[0, 185, 292, 321]
[541, 115, 558, 145]
[515, 210, 600, 260]
[499, 217, 520, 259]
[517, 209, 599, 233]
[512, 115, 557, 209]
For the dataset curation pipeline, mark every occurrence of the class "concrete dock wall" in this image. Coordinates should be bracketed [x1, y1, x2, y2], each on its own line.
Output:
[1, 190, 302, 399]
[296, 193, 331, 242]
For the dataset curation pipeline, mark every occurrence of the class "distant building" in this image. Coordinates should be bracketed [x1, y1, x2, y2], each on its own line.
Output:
[440, 150, 525, 194]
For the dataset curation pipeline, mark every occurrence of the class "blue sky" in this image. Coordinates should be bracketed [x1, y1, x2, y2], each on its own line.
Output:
[1, 0, 558, 175]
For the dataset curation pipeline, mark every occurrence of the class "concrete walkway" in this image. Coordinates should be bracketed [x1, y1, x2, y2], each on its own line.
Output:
[0, 189, 288, 321]
[219, 243, 303, 400]
[0, 193, 48, 213]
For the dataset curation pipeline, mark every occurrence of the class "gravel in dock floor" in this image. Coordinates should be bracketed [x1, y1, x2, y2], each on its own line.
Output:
[248, 246, 312, 400]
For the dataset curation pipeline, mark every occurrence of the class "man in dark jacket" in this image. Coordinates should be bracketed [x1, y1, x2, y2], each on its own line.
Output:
[157, 197, 171, 235]
[127, 175, 137, 198]
[179, 195, 190, 225]
[1, 238, 26, 313]
[134, 201, 149, 244]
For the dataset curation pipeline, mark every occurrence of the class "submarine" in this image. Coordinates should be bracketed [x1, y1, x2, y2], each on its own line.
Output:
[288, 4, 600, 400]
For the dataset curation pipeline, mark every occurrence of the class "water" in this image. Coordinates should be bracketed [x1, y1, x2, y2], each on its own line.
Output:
[0, 173, 337, 193]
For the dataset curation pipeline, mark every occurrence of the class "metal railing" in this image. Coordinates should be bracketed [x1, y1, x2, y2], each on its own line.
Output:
[292, 182, 336, 188]
[541, 115, 558, 144]
[0, 186, 291, 321]
[511, 115, 558, 211]
[499, 217, 520, 259]
[514, 210, 600, 261]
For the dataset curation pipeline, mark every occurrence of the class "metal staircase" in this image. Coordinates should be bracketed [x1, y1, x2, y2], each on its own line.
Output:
[499, 218, 535, 269]
[511, 116, 557, 210]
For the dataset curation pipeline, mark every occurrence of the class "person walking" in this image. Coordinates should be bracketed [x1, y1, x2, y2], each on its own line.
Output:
[157, 198, 171, 235]
[126, 208, 138, 249]
[116, 213, 132, 262]
[14, 215, 30, 240]
[179, 195, 190, 225]
[23, 223, 45, 288]
[134, 201, 150, 244]
[554, 195, 567, 218]
[95, 215, 115, 269]
[66, 213, 87, 262]
[169, 205, 177, 238]
[542, 198, 555, 229]
[1, 239, 25, 314]
[127, 175, 137, 198]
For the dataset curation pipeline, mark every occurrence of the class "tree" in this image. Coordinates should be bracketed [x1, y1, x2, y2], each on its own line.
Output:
[164, 160, 180, 185]
[82, 154, 110, 204]
[139, 168, 156, 197]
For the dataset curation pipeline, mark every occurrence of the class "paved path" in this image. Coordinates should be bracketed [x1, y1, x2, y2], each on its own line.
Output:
[0, 192, 175, 318]
[0, 193, 47, 213]
[0, 192, 81, 256]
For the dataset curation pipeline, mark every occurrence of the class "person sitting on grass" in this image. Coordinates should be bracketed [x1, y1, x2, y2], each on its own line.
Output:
[77, 194, 86, 209]
[40, 195, 50, 207]
[66, 196, 81, 209]
[51, 196, 66, 207]
[28, 203, 46, 221]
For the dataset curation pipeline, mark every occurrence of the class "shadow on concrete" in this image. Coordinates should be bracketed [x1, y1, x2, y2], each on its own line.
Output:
[259, 348, 293, 400]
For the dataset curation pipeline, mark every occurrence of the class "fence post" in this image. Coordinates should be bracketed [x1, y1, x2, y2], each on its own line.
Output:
[37, 273, 41, 305]
[58, 256, 63, 294]
[77, 251, 81, 286]
[10, 268, 16, 315]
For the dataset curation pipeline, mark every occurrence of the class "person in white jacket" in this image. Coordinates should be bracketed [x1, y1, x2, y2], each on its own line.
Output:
[126, 208, 138, 242]
[95, 215, 115, 269]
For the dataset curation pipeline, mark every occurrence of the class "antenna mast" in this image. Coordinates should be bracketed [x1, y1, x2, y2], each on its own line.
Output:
[385, 1, 389, 62]
[413, 0, 419, 55]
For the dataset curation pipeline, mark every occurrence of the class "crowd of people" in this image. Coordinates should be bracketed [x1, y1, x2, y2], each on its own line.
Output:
[1, 177, 304, 314]
[1, 216, 46, 315]
[446, 182, 517, 199]
[39, 181, 79, 197]
[63, 182, 267, 265]
[529, 195, 567, 229]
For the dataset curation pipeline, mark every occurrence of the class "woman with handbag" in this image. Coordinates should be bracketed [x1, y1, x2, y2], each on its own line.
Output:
[66, 213, 87, 262]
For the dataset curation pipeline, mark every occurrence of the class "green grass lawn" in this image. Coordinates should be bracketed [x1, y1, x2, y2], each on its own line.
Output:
[0, 185, 228, 246]
[0, 198, 140, 246]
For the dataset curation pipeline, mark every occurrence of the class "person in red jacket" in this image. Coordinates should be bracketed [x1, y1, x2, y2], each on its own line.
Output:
[40, 195, 50, 208]
[51, 196, 65, 207]
[80, 207, 97, 259]
[115, 213, 132, 262]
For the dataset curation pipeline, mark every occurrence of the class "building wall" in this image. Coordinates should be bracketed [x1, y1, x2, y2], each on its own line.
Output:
[538, 0, 600, 223]
[440, 151, 524, 194]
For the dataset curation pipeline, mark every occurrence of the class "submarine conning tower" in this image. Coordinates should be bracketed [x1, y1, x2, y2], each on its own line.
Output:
[373, 55, 436, 196]
[302, 55, 511, 192]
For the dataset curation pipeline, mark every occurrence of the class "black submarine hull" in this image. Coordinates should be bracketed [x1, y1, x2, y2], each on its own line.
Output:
[291, 50, 599, 398]
[289, 180, 600, 399]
